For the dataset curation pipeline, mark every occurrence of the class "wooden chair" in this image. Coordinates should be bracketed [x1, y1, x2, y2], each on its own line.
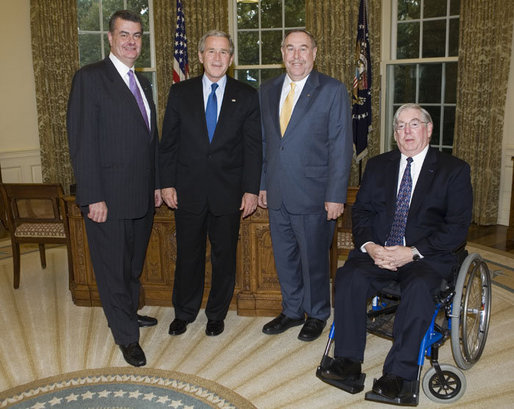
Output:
[330, 186, 359, 304]
[0, 183, 73, 289]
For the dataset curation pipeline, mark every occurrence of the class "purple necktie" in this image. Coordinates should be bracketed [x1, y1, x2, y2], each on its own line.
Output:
[127, 70, 150, 131]
[386, 157, 413, 246]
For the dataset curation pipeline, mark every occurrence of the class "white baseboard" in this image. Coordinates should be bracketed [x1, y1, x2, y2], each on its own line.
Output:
[0, 149, 42, 183]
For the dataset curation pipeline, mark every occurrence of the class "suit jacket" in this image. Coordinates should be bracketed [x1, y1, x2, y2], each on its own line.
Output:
[159, 75, 262, 215]
[259, 70, 353, 214]
[351, 147, 473, 276]
[67, 57, 159, 219]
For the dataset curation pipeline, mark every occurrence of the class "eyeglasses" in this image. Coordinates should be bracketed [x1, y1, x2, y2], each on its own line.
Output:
[395, 119, 428, 131]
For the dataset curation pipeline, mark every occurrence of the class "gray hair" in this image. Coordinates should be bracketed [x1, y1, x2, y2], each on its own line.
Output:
[198, 30, 234, 55]
[281, 29, 317, 49]
[393, 103, 433, 129]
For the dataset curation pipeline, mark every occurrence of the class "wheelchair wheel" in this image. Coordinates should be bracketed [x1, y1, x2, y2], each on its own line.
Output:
[450, 253, 492, 369]
[422, 364, 466, 404]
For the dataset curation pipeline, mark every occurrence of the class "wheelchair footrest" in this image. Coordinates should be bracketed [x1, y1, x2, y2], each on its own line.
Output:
[315, 357, 366, 394]
[365, 379, 420, 407]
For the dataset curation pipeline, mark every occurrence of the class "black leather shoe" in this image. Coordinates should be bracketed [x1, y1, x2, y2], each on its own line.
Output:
[262, 313, 305, 335]
[316, 357, 366, 394]
[168, 318, 190, 335]
[206, 320, 224, 336]
[137, 314, 157, 327]
[298, 317, 326, 341]
[372, 373, 404, 399]
[119, 342, 146, 367]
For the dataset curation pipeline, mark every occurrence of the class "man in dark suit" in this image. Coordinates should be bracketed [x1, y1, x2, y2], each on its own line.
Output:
[159, 30, 262, 337]
[258, 30, 353, 342]
[67, 10, 161, 367]
[318, 104, 473, 401]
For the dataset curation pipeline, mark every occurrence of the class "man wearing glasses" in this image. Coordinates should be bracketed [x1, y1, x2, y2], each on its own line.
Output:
[318, 103, 473, 403]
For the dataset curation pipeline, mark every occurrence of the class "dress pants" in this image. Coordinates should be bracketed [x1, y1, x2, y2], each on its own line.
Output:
[333, 254, 444, 380]
[83, 208, 154, 346]
[268, 206, 335, 321]
[173, 207, 241, 322]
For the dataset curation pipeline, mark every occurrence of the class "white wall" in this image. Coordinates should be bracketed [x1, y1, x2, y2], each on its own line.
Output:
[498, 32, 514, 225]
[0, 0, 41, 182]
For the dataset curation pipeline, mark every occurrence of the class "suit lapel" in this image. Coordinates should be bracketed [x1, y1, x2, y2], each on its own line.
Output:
[267, 74, 286, 137]
[104, 58, 152, 137]
[408, 148, 438, 218]
[282, 71, 319, 138]
[386, 150, 402, 224]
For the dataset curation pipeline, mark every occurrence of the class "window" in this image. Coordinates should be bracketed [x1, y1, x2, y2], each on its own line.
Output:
[77, 0, 156, 97]
[384, 0, 459, 153]
[232, 0, 306, 88]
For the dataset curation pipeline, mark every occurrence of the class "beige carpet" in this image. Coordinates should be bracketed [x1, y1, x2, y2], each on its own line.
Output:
[0, 242, 513, 408]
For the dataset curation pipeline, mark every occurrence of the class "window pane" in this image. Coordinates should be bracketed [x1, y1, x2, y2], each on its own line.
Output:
[419, 63, 442, 103]
[102, 0, 124, 29]
[422, 20, 446, 57]
[426, 106, 441, 145]
[238, 31, 260, 65]
[79, 34, 103, 66]
[135, 33, 151, 67]
[443, 106, 455, 146]
[261, 0, 282, 29]
[261, 30, 283, 64]
[397, 22, 419, 58]
[450, 0, 460, 15]
[235, 69, 259, 88]
[393, 65, 417, 104]
[285, 0, 305, 27]
[449, 18, 459, 56]
[127, 0, 150, 29]
[445, 62, 458, 103]
[261, 68, 284, 83]
[103, 33, 110, 58]
[398, 0, 420, 21]
[424, 0, 447, 18]
[237, 1, 259, 29]
[78, 0, 100, 31]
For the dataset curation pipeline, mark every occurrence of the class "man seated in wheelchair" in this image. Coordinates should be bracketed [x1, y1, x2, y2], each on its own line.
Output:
[317, 104, 473, 403]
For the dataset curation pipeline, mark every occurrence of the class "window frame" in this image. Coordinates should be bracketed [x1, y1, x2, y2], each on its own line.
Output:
[77, 0, 157, 101]
[380, 0, 459, 154]
[229, 0, 306, 88]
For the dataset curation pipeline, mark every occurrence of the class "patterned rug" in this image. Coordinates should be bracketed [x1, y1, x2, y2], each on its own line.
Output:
[0, 368, 256, 409]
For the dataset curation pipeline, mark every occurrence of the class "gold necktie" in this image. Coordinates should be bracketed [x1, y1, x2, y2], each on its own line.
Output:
[280, 82, 296, 136]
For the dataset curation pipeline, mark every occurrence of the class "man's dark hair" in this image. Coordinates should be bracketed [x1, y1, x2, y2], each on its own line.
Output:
[108, 10, 143, 33]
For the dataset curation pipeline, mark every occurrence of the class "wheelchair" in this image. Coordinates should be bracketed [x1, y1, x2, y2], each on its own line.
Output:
[316, 248, 492, 405]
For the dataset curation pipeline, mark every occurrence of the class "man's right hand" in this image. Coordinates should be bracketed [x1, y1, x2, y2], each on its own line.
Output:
[162, 187, 178, 209]
[88, 201, 108, 223]
[258, 190, 267, 208]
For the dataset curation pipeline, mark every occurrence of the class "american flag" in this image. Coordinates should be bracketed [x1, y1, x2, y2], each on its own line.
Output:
[352, 0, 372, 163]
[173, 0, 189, 83]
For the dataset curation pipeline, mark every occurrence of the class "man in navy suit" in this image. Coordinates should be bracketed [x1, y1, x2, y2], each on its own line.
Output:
[67, 10, 161, 367]
[258, 30, 353, 342]
[159, 30, 262, 337]
[318, 104, 473, 402]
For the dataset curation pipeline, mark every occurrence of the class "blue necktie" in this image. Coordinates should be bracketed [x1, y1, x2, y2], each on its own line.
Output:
[386, 157, 413, 246]
[206, 83, 218, 142]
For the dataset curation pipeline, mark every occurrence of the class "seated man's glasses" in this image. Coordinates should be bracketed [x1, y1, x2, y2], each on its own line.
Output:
[395, 119, 428, 131]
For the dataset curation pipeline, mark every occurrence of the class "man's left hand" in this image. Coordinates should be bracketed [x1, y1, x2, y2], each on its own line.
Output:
[325, 202, 344, 220]
[154, 189, 163, 207]
[382, 245, 414, 269]
[240, 193, 258, 218]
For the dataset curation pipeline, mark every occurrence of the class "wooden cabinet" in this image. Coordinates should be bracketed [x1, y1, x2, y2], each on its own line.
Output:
[66, 188, 357, 316]
[65, 198, 272, 314]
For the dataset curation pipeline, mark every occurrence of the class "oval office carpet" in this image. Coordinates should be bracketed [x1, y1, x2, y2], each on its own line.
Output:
[0, 368, 255, 409]
[0, 242, 514, 408]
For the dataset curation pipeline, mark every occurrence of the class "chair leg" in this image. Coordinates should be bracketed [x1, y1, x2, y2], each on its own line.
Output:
[39, 243, 46, 269]
[12, 242, 21, 289]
